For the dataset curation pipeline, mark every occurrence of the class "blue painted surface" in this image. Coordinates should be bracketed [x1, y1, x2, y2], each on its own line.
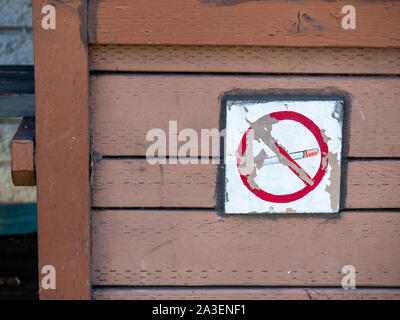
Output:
[0, 203, 37, 235]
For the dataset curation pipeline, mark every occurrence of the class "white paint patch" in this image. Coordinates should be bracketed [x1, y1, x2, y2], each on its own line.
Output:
[224, 99, 344, 214]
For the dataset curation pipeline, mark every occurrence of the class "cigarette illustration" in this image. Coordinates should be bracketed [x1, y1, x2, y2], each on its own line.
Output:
[262, 148, 319, 166]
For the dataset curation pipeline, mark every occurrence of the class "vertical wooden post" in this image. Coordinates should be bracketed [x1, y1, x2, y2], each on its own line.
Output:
[33, 0, 90, 299]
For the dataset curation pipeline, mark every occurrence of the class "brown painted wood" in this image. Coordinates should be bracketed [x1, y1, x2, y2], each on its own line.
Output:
[90, 75, 400, 158]
[33, 0, 90, 299]
[11, 117, 35, 186]
[89, 0, 400, 47]
[93, 288, 400, 300]
[90, 45, 400, 75]
[92, 161, 217, 208]
[91, 160, 400, 209]
[92, 210, 400, 286]
[346, 161, 400, 209]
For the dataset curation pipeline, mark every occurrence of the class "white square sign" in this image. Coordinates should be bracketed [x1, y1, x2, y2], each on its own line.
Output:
[224, 98, 344, 214]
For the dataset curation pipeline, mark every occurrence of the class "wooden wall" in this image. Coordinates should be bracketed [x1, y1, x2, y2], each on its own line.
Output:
[30, 0, 400, 300]
[89, 44, 400, 299]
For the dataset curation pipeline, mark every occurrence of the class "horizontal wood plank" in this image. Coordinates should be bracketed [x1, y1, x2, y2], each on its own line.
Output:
[90, 45, 400, 74]
[92, 160, 400, 209]
[346, 161, 400, 209]
[91, 75, 400, 158]
[92, 161, 218, 208]
[89, 0, 400, 47]
[92, 210, 400, 286]
[93, 288, 400, 300]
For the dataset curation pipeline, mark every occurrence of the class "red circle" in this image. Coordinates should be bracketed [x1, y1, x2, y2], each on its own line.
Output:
[236, 111, 329, 203]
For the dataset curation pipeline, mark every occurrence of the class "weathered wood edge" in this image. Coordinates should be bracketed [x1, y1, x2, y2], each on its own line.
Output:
[89, 0, 400, 47]
[89, 45, 400, 75]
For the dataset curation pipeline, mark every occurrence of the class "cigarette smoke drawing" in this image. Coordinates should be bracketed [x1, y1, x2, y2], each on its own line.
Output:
[262, 148, 319, 166]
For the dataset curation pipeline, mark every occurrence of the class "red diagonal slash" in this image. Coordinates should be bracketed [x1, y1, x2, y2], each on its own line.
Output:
[274, 142, 314, 186]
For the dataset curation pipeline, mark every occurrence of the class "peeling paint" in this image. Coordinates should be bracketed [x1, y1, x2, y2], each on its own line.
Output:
[225, 98, 344, 214]
[289, 10, 326, 34]
[302, 13, 316, 23]
[247, 115, 314, 186]
[254, 149, 268, 169]
[247, 166, 261, 190]
[236, 128, 255, 176]
[321, 129, 340, 212]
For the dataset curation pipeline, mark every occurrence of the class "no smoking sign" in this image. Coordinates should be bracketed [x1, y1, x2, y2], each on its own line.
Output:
[224, 97, 344, 214]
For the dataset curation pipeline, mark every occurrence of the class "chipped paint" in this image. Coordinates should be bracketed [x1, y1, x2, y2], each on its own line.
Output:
[290, 10, 326, 34]
[225, 99, 343, 214]
[321, 129, 341, 212]
[247, 115, 314, 186]
[236, 128, 255, 176]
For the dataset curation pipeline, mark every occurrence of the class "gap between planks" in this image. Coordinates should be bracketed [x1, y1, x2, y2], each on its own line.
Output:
[90, 74, 400, 158]
[89, 45, 400, 75]
[91, 160, 400, 209]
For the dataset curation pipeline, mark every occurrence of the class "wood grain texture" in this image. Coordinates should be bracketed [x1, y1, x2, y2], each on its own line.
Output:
[91, 160, 400, 209]
[92, 160, 218, 208]
[90, 75, 400, 158]
[346, 161, 400, 209]
[88, 0, 400, 47]
[11, 117, 35, 186]
[92, 210, 400, 286]
[93, 288, 400, 300]
[33, 0, 90, 299]
[90, 45, 400, 74]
